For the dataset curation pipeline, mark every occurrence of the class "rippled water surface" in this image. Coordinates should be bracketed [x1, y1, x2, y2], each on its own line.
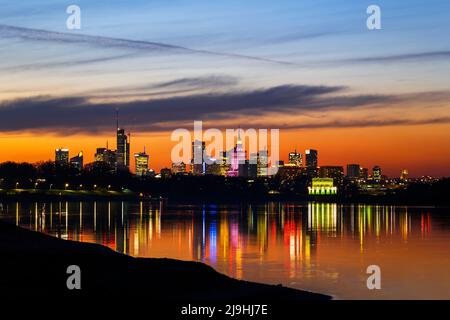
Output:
[1, 201, 449, 299]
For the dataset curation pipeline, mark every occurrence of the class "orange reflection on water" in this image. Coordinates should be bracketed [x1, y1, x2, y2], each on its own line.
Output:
[2, 201, 450, 299]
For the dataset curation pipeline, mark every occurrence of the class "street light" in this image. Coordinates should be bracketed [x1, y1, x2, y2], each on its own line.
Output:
[65, 183, 69, 190]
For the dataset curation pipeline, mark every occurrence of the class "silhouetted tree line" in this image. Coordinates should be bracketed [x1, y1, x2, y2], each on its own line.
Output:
[0, 161, 449, 204]
[0, 161, 132, 190]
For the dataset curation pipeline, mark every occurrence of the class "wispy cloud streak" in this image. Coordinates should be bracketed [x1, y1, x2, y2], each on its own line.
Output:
[0, 24, 293, 65]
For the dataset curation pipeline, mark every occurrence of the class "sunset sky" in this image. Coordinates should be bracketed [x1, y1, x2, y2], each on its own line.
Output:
[1, 0, 450, 177]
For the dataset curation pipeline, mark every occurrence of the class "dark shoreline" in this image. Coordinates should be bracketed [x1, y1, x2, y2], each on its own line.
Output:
[0, 221, 330, 300]
[1, 188, 449, 207]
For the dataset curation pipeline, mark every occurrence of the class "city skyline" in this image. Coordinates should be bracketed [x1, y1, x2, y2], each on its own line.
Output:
[18, 124, 429, 180]
[0, 124, 445, 179]
[1, 0, 450, 177]
[1, 1, 450, 306]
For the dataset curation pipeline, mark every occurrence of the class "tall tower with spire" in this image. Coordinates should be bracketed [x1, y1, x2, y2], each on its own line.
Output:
[116, 110, 130, 169]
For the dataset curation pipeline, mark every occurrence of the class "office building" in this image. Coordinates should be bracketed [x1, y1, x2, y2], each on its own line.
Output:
[305, 149, 318, 168]
[319, 166, 344, 185]
[238, 157, 258, 178]
[305, 149, 318, 177]
[372, 165, 382, 182]
[70, 151, 83, 171]
[219, 151, 231, 176]
[227, 131, 247, 177]
[257, 150, 269, 177]
[134, 149, 149, 176]
[55, 148, 69, 166]
[277, 164, 303, 180]
[360, 167, 369, 180]
[205, 158, 222, 176]
[95, 147, 117, 168]
[160, 168, 172, 179]
[116, 128, 130, 169]
[288, 150, 302, 167]
[191, 140, 206, 175]
[346, 164, 360, 179]
[172, 162, 186, 175]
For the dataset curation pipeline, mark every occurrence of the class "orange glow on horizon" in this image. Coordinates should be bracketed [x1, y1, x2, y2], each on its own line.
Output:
[1, 123, 450, 177]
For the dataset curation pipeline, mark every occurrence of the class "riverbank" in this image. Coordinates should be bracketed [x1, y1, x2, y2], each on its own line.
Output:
[1, 188, 449, 207]
[0, 188, 141, 201]
[0, 221, 330, 300]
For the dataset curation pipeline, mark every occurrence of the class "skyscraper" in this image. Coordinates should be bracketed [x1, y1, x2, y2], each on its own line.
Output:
[305, 149, 318, 168]
[347, 164, 361, 179]
[360, 167, 369, 180]
[70, 151, 83, 171]
[95, 147, 117, 168]
[227, 130, 247, 177]
[116, 128, 130, 169]
[55, 148, 69, 166]
[257, 150, 268, 177]
[191, 140, 206, 175]
[305, 149, 318, 177]
[219, 151, 230, 176]
[288, 150, 302, 167]
[134, 148, 149, 177]
[372, 165, 382, 182]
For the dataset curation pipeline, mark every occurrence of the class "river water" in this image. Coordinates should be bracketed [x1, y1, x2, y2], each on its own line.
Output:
[1, 201, 449, 299]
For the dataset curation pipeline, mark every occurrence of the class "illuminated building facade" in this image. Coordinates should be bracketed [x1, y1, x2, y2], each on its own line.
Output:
[288, 150, 302, 167]
[277, 164, 303, 180]
[116, 128, 130, 169]
[95, 147, 117, 168]
[257, 150, 268, 177]
[400, 169, 409, 181]
[305, 149, 318, 177]
[55, 148, 69, 165]
[160, 168, 172, 178]
[305, 149, 318, 168]
[70, 151, 83, 171]
[206, 158, 222, 175]
[134, 149, 149, 176]
[191, 140, 206, 175]
[372, 165, 382, 182]
[227, 131, 246, 177]
[360, 167, 369, 180]
[172, 162, 186, 175]
[308, 178, 337, 195]
[219, 151, 231, 176]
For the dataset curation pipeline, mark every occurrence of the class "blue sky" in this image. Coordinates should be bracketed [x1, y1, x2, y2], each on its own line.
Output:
[1, 0, 449, 96]
[1, 0, 450, 124]
[2, 1, 449, 54]
[0, 1, 450, 176]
